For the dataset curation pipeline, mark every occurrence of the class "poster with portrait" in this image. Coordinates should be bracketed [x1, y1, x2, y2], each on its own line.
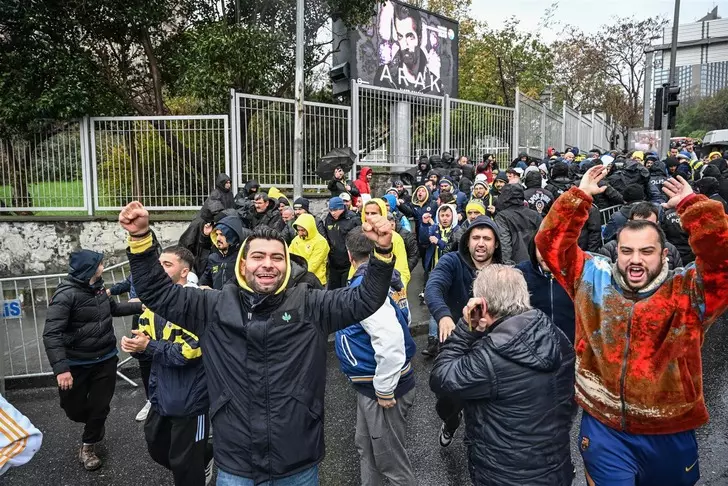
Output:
[337, 1, 459, 97]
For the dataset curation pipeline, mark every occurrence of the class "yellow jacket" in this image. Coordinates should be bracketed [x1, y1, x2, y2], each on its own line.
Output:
[290, 214, 329, 285]
[349, 198, 410, 288]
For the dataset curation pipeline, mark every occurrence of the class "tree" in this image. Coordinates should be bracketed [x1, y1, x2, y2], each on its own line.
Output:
[459, 18, 552, 106]
[594, 16, 666, 129]
[675, 87, 728, 137]
[551, 36, 610, 112]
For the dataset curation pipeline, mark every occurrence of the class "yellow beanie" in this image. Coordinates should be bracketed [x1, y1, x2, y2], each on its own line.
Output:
[466, 201, 486, 215]
[709, 151, 722, 160]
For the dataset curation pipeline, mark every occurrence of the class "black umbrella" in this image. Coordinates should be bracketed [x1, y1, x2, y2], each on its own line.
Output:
[316, 147, 356, 181]
[398, 166, 419, 186]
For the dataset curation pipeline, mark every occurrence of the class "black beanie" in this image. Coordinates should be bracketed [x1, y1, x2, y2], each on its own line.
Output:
[701, 164, 721, 179]
[664, 157, 678, 168]
[550, 161, 569, 178]
[695, 177, 719, 196]
[623, 184, 645, 203]
[293, 197, 310, 211]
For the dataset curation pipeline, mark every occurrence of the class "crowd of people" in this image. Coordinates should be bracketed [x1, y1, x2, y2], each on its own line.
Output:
[5, 142, 723, 486]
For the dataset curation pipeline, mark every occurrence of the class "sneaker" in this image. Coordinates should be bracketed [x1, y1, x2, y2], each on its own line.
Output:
[421, 336, 439, 357]
[135, 400, 151, 422]
[79, 444, 102, 471]
[439, 423, 454, 448]
[204, 458, 214, 485]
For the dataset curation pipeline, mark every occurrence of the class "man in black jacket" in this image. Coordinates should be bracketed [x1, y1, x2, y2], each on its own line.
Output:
[523, 169, 554, 215]
[204, 173, 234, 210]
[119, 201, 396, 485]
[318, 198, 361, 289]
[430, 265, 575, 486]
[43, 250, 142, 471]
[245, 193, 285, 232]
[199, 215, 251, 290]
[493, 184, 542, 263]
[121, 246, 213, 485]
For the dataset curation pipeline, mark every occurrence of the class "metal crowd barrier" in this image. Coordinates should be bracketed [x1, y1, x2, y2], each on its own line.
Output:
[0, 261, 139, 394]
[599, 204, 622, 244]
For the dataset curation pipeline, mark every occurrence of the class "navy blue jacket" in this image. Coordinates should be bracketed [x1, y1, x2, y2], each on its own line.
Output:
[425, 217, 504, 324]
[515, 240, 575, 343]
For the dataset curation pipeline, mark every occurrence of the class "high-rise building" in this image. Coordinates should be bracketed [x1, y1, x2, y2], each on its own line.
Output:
[644, 7, 728, 122]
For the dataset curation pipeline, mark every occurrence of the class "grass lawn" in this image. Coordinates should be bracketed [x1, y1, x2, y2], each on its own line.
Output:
[0, 180, 87, 216]
[0, 181, 199, 218]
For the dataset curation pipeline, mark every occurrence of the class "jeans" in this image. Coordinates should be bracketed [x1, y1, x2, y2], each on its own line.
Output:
[217, 465, 319, 486]
[429, 316, 438, 338]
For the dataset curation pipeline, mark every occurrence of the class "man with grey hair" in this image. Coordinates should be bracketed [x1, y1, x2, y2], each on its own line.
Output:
[430, 264, 576, 486]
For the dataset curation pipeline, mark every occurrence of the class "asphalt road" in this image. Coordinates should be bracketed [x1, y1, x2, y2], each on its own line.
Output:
[3, 267, 728, 485]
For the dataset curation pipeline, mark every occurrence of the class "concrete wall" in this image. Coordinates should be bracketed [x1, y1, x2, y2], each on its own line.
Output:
[0, 199, 330, 278]
[0, 220, 190, 277]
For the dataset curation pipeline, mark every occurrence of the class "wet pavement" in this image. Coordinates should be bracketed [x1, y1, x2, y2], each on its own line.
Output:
[3, 266, 728, 485]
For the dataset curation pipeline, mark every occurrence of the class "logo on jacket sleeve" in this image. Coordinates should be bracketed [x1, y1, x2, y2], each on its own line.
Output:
[282, 312, 292, 322]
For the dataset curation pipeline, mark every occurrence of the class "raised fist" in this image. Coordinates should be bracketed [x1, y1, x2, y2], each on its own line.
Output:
[119, 201, 150, 236]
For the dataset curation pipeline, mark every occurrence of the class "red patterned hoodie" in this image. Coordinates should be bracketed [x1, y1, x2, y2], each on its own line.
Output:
[536, 187, 728, 435]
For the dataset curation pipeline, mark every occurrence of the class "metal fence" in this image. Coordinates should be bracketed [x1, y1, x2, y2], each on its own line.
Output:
[231, 92, 350, 190]
[0, 87, 619, 214]
[448, 98, 513, 164]
[517, 89, 617, 158]
[0, 119, 91, 213]
[92, 116, 229, 211]
[352, 82, 514, 173]
[0, 261, 139, 387]
[352, 83, 445, 171]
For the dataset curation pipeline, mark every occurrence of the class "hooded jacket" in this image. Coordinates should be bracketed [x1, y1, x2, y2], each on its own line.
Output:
[236, 180, 260, 203]
[424, 217, 504, 325]
[536, 187, 728, 435]
[354, 167, 372, 201]
[319, 209, 361, 271]
[200, 216, 252, 290]
[430, 311, 575, 486]
[493, 184, 542, 264]
[335, 264, 416, 401]
[134, 282, 209, 418]
[290, 214, 330, 285]
[435, 177, 468, 218]
[127, 231, 395, 484]
[407, 185, 437, 237]
[351, 199, 411, 288]
[205, 173, 234, 210]
[416, 157, 431, 185]
[523, 171, 554, 215]
[515, 239, 576, 343]
[419, 203, 458, 272]
[43, 250, 143, 375]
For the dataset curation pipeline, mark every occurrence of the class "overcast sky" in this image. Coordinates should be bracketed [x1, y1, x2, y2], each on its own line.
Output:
[470, 0, 726, 44]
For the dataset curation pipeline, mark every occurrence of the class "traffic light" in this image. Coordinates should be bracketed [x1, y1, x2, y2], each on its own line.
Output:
[653, 87, 664, 130]
[662, 84, 680, 129]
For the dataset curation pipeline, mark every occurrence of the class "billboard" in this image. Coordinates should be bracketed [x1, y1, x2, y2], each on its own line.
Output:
[331, 1, 459, 97]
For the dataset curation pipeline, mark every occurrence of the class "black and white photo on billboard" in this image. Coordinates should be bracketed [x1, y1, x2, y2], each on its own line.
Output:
[352, 1, 458, 96]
